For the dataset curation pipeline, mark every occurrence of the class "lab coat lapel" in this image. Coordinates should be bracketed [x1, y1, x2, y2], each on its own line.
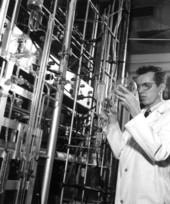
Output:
[145, 101, 170, 123]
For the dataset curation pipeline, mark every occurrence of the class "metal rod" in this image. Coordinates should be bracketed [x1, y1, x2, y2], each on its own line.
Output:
[39, 1, 60, 202]
[43, 2, 118, 63]
[0, 0, 10, 39]
[60, 1, 90, 203]
[14, 1, 59, 204]
[79, 2, 91, 201]
[88, 6, 99, 86]
[129, 37, 170, 41]
[41, 0, 78, 204]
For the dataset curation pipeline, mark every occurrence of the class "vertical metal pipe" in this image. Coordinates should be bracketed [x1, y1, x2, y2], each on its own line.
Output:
[0, 0, 10, 39]
[87, 4, 99, 142]
[13, 1, 59, 204]
[59, 0, 84, 202]
[25, 0, 58, 151]
[41, 0, 77, 204]
[71, 1, 91, 202]
[88, 5, 99, 86]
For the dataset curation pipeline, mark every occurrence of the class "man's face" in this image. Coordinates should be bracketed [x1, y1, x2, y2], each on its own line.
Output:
[136, 72, 163, 108]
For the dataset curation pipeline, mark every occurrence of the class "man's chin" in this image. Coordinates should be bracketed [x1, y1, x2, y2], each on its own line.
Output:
[140, 100, 149, 107]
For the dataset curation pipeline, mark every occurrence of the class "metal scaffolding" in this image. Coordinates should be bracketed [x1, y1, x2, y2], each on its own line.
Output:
[0, 0, 131, 203]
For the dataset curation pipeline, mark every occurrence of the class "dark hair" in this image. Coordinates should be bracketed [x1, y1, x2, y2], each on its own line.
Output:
[136, 65, 167, 86]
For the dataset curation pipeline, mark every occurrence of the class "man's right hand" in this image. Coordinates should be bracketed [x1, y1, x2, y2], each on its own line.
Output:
[102, 98, 118, 124]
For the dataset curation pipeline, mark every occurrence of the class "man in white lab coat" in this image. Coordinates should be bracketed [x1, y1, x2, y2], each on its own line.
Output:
[106, 66, 170, 204]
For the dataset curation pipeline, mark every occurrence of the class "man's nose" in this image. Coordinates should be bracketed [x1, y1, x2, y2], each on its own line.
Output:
[138, 90, 145, 97]
[137, 86, 145, 93]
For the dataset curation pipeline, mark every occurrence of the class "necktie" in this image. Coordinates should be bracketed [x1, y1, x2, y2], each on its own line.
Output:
[144, 109, 151, 117]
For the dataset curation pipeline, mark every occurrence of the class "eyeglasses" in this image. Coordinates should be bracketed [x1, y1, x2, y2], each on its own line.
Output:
[137, 82, 156, 91]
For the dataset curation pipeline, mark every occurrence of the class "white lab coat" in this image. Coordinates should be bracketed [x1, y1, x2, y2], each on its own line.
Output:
[107, 100, 170, 204]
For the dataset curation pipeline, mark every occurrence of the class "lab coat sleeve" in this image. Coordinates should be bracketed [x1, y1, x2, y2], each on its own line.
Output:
[125, 112, 170, 161]
[106, 122, 128, 159]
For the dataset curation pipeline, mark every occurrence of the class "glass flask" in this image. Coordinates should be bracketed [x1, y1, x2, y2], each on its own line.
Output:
[27, 0, 44, 11]
[100, 77, 137, 122]
[116, 77, 137, 93]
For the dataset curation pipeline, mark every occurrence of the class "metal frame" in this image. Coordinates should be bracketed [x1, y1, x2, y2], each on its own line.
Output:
[0, 0, 131, 203]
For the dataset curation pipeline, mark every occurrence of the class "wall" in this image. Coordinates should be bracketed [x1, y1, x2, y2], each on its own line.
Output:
[127, 53, 170, 75]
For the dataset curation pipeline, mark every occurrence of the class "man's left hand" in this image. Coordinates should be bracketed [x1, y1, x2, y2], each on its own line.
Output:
[115, 84, 141, 117]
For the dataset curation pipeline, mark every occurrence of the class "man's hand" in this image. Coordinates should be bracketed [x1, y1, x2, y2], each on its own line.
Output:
[102, 98, 118, 124]
[115, 85, 141, 117]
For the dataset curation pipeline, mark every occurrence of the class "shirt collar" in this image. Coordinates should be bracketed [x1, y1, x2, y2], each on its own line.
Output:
[144, 100, 165, 112]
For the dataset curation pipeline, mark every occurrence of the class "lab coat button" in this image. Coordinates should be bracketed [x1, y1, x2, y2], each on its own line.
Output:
[124, 168, 128, 172]
[120, 200, 124, 203]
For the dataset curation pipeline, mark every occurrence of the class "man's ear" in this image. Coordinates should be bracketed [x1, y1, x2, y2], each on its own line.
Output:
[159, 83, 166, 93]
